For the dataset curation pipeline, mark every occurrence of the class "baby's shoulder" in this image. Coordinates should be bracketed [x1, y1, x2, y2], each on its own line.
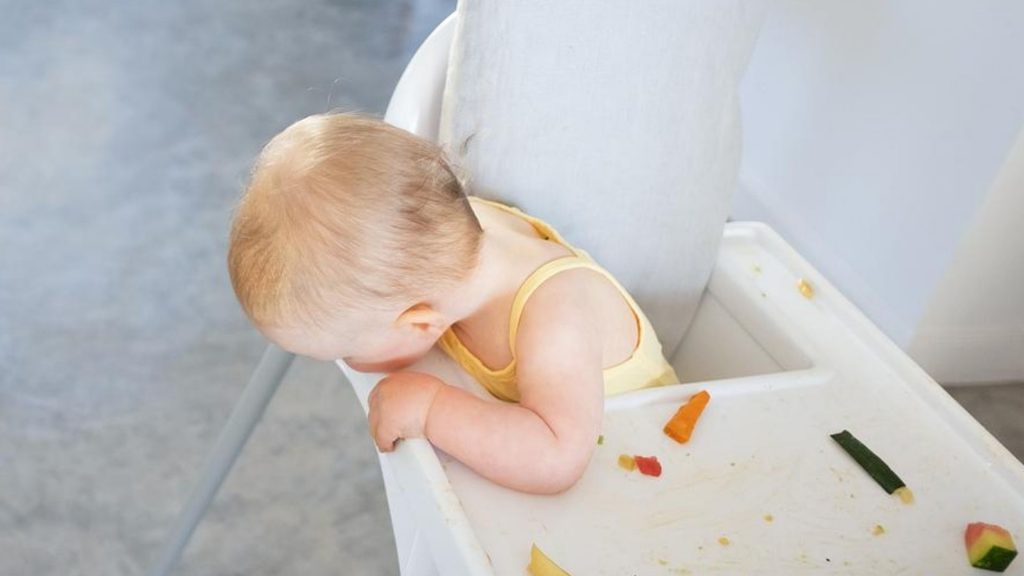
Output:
[516, 265, 631, 345]
[514, 260, 641, 373]
[513, 268, 605, 370]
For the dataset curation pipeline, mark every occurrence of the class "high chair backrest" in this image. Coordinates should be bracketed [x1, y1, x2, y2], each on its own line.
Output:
[436, 1, 766, 358]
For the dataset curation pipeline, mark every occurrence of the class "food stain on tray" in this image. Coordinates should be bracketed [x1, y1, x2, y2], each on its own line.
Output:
[797, 278, 814, 299]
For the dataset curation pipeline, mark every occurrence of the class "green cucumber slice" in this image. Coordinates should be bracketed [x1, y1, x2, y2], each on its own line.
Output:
[830, 429, 906, 494]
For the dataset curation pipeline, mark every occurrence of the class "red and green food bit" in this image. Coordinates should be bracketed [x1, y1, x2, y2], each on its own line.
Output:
[966, 522, 1017, 572]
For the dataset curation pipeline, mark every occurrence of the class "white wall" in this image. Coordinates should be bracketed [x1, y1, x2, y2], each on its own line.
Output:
[733, 1, 1024, 361]
[908, 129, 1024, 383]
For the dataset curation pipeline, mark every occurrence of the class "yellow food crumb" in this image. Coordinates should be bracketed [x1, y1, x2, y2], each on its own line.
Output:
[797, 278, 814, 299]
[617, 454, 636, 471]
[657, 559, 668, 566]
[872, 524, 886, 536]
[894, 486, 914, 505]
[718, 537, 730, 546]
[763, 514, 774, 523]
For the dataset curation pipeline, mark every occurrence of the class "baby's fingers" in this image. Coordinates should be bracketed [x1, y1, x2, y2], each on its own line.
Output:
[374, 428, 399, 452]
[370, 417, 398, 452]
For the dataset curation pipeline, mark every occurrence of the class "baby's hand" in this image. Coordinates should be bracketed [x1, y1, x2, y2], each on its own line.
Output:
[368, 371, 444, 452]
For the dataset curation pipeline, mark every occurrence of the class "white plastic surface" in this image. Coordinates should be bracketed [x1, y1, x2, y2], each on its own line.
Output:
[341, 224, 1024, 575]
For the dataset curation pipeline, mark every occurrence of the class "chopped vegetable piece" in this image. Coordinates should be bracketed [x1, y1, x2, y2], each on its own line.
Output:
[634, 455, 662, 477]
[718, 537, 730, 546]
[763, 514, 774, 523]
[830, 430, 906, 495]
[597, 435, 604, 445]
[618, 454, 636, 471]
[663, 390, 711, 443]
[529, 544, 571, 576]
[872, 524, 885, 536]
[966, 523, 1018, 572]
[797, 278, 814, 298]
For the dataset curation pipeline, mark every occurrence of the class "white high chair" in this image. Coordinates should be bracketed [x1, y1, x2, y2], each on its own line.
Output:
[150, 11, 1024, 576]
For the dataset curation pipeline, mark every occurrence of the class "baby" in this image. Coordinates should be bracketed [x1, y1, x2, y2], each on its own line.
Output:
[228, 113, 678, 494]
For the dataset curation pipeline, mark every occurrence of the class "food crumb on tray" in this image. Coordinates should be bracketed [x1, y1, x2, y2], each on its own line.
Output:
[797, 278, 815, 298]
[617, 454, 636, 471]
[617, 454, 661, 477]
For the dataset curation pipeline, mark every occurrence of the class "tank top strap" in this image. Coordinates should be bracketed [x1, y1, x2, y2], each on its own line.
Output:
[508, 256, 612, 358]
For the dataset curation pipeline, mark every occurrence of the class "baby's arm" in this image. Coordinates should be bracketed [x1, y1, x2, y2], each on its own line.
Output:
[424, 274, 605, 494]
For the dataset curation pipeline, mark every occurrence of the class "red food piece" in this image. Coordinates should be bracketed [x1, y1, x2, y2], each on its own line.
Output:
[634, 455, 662, 477]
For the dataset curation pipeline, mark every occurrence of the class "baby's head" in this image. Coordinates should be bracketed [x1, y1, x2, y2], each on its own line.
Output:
[228, 113, 482, 370]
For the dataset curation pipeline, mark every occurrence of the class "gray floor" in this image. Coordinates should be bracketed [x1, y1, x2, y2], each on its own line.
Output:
[2, 2, 1023, 576]
[0, 1, 452, 575]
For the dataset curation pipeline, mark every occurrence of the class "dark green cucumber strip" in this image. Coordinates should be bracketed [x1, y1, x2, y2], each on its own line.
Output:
[830, 429, 906, 494]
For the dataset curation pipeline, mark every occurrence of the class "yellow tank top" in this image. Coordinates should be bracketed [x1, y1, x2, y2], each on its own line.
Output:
[436, 197, 679, 402]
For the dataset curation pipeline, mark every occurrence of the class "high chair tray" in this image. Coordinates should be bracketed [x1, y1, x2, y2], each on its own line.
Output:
[338, 222, 1024, 575]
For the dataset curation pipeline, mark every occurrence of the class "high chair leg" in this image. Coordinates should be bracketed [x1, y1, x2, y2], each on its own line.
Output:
[147, 343, 295, 576]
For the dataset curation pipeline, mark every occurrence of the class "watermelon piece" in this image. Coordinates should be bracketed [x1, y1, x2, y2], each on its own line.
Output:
[966, 522, 1017, 572]
[634, 455, 662, 477]
[528, 544, 571, 575]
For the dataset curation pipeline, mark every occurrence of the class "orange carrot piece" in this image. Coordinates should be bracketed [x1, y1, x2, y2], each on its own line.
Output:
[663, 390, 711, 443]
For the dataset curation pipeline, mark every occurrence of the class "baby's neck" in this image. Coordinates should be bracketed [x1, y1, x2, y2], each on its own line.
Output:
[438, 230, 516, 327]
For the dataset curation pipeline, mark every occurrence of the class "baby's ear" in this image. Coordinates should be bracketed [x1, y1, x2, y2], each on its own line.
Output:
[396, 303, 444, 333]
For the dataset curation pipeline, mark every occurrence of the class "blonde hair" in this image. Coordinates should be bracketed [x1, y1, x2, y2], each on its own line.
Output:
[228, 113, 482, 328]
